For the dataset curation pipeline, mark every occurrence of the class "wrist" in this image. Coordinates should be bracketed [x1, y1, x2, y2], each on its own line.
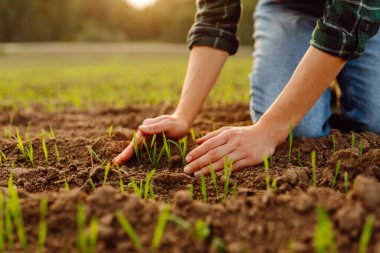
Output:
[172, 109, 194, 130]
[255, 113, 290, 146]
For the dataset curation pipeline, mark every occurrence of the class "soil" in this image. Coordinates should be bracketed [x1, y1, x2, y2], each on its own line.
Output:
[0, 103, 380, 253]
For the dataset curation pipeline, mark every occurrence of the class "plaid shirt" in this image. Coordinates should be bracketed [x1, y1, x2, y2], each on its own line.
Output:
[187, 0, 380, 60]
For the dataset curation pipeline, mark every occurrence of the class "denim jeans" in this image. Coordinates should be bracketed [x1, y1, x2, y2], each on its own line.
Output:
[249, 0, 380, 137]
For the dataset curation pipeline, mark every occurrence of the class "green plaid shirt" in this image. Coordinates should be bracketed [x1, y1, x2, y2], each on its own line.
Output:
[187, 0, 380, 60]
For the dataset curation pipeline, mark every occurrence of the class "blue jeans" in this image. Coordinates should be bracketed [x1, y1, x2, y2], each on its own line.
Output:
[250, 0, 380, 137]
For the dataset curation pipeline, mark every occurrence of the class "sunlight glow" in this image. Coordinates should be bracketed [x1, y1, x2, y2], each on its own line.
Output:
[127, 0, 156, 9]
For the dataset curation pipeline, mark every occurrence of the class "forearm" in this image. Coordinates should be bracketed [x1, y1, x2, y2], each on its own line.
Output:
[258, 46, 347, 143]
[173, 46, 229, 125]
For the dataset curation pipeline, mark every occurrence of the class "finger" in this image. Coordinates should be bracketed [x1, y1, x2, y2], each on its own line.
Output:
[184, 143, 235, 174]
[231, 159, 252, 172]
[142, 116, 168, 126]
[195, 126, 231, 144]
[186, 133, 228, 163]
[138, 120, 171, 135]
[193, 151, 245, 177]
[112, 131, 144, 165]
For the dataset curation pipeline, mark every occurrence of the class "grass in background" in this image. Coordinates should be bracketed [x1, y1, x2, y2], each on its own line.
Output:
[0, 43, 251, 111]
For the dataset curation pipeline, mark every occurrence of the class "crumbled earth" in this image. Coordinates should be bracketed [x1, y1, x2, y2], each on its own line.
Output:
[0, 104, 380, 253]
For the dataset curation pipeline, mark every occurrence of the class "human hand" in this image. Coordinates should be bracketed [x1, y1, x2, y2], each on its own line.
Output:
[112, 114, 190, 165]
[183, 124, 285, 177]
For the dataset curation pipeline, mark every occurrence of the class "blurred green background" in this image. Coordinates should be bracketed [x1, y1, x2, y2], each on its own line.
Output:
[0, 0, 258, 110]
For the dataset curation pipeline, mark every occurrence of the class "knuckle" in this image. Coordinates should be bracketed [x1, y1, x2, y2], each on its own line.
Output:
[208, 150, 219, 161]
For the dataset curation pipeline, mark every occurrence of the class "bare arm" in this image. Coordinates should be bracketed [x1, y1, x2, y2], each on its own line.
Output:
[185, 46, 347, 175]
[113, 46, 228, 165]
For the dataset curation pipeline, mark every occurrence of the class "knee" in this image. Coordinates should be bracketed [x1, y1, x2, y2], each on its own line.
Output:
[294, 116, 330, 138]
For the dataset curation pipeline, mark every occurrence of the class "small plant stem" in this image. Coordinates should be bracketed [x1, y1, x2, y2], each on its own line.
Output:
[331, 160, 341, 189]
[116, 212, 143, 250]
[359, 214, 375, 253]
[331, 135, 336, 153]
[107, 125, 113, 137]
[188, 184, 194, 199]
[42, 137, 48, 165]
[359, 140, 364, 156]
[190, 128, 196, 142]
[288, 121, 293, 163]
[263, 154, 271, 191]
[344, 172, 349, 192]
[54, 144, 60, 165]
[351, 133, 356, 149]
[102, 162, 111, 187]
[297, 148, 303, 167]
[200, 175, 207, 203]
[0, 191, 4, 252]
[311, 151, 317, 187]
[151, 205, 170, 252]
[209, 164, 219, 200]
[38, 197, 48, 253]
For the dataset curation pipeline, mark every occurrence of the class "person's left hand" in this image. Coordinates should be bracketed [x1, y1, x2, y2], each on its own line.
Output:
[183, 124, 283, 177]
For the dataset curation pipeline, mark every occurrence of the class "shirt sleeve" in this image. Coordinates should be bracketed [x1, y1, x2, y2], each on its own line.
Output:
[187, 0, 242, 55]
[311, 0, 380, 60]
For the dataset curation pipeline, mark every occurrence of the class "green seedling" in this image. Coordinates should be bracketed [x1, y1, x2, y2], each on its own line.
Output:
[116, 165, 125, 194]
[87, 218, 99, 253]
[162, 133, 171, 166]
[311, 151, 317, 187]
[107, 125, 113, 137]
[344, 172, 349, 193]
[359, 214, 375, 253]
[331, 160, 341, 189]
[351, 133, 356, 149]
[49, 125, 55, 138]
[129, 170, 156, 200]
[200, 175, 207, 203]
[331, 135, 336, 153]
[271, 179, 278, 193]
[76, 205, 98, 253]
[116, 212, 143, 250]
[7, 173, 28, 250]
[168, 215, 210, 242]
[288, 121, 293, 163]
[190, 128, 196, 142]
[64, 173, 70, 191]
[151, 205, 170, 252]
[87, 146, 104, 166]
[102, 162, 111, 187]
[142, 135, 164, 169]
[223, 157, 233, 201]
[313, 207, 337, 253]
[4, 199, 13, 250]
[168, 136, 188, 166]
[209, 164, 219, 200]
[144, 170, 156, 200]
[359, 140, 364, 156]
[263, 154, 271, 191]
[88, 178, 96, 191]
[232, 181, 238, 196]
[0, 150, 6, 166]
[76, 204, 86, 252]
[15, 130, 27, 159]
[54, 144, 60, 165]
[0, 192, 4, 251]
[298, 148, 303, 167]
[288, 240, 296, 253]
[42, 137, 48, 165]
[133, 131, 141, 162]
[188, 184, 194, 199]
[26, 137, 34, 167]
[194, 219, 210, 241]
[149, 184, 156, 201]
[212, 237, 227, 253]
[38, 197, 48, 253]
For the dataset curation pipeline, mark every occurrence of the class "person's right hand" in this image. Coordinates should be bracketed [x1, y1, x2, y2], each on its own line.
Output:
[112, 114, 190, 165]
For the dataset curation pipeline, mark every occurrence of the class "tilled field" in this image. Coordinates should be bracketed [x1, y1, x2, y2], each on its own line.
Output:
[0, 104, 379, 253]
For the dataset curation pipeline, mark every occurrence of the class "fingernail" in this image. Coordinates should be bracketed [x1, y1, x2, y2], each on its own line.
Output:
[185, 156, 192, 162]
[184, 165, 192, 173]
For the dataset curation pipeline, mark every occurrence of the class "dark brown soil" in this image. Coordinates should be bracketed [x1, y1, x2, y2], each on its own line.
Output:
[0, 104, 380, 253]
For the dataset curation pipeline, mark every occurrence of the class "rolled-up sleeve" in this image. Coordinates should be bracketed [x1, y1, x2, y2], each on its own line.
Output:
[311, 0, 380, 60]
[187, 0, 241, 55]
